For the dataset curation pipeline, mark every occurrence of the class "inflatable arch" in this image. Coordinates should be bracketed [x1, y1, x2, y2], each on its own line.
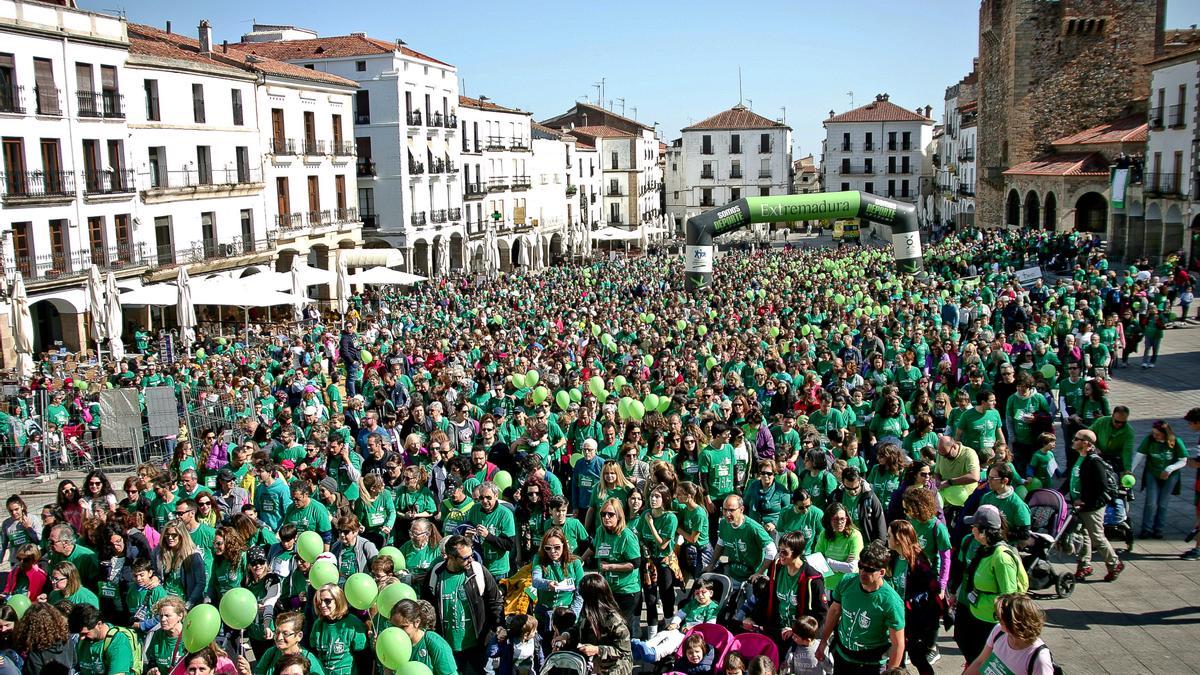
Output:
[683, 191, 923, 290]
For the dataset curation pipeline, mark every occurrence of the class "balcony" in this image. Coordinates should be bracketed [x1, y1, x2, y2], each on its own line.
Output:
[1168, 104, 1186, 129]
[1144, 172, 1182, 197]
[335, 207, 358, 223]
[445, 113, 457, 129]
[512, 175, 531, 190]
[1, 171, 75, 202]
[431, 158, 446, 174]
[465, 183, 486, 199]
[958, 185, 975, 197]
[306, 210, 332, 227]
[357, 159, 376, 177]
[448, 207, 462, 220]
[607, 187, 625, 196]
[355, 113, 371, 125]
[410, 211, 427, 226]
[361, 214, 378, 229]
[275, 212, 305, 233]
[863, 141, 875, 151]
[141, 167, 263, 203]
[164, 236, 277, 268]
[730, 170, 743, 179]
[77, 90, 124, 119]
[303, 139, 325, 156]
[758, 144, 773, 154]
[839, 143, 853, 152]
[510, 138, 529, 151]
[332, 141, 355, 157]
[758, 170, 772, 178]
[958, 148, 976, 161]
[431, 209, 447, 223]
[701, 147, 713, 155]
[408, 160, 425, 175]
[0, 85, 26, 114]
[566, 185, 578, 196]
[5, 242, 150, 282]
[886, 166, 914, 174]
[446, 161, 458, 173]
[429, 111, 443, 128]
[1148, 107, 1164, 130]
[272, 138, 299, 155]
[488, 177, 510, 191]
[839, 164, 874, 175]
[407, 111, 423, 126]
[700, 169, 714, 179]
[83, 168, 136, 195]
[34, 87, 61, 116]
[485, 136, 507, 151]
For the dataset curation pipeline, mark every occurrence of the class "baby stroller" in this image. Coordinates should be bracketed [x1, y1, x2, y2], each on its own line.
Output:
[1023, 488, 1078, 598]
[1104, 484, 1136, 554]
[540, 651, 588, 675]
[728, 633, 779, 669]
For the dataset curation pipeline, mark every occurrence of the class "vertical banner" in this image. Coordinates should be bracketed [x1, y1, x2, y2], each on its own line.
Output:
[1111, 168, 1129, 210]
[99, 388, 141, 448]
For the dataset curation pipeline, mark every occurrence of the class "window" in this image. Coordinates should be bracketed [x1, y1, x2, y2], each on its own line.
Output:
[332, 114, 343, 149]
[304, 111, 317, 151]
[144, 79, 159, 121]
[701, 187, 713, 206]
[840, 182, 850, 191]
[271, 108, 285, 153]
[82, 139, 100, 191]
[901, 131, 911, 151]
[759, 133, 770, 153]
[11, 222, 30, 274]
[196, 146, 211, 184]
[88, 216, 106, 263]
[236, 146, 250, 183]
[356, 60, 367, 72]
[887, 179, 896, 197]
[760, 158, 770, 178]
[0, 54, 17, 114]
[864, 132, 873, 151]
[609, 202, 621, 223]
[841, 158, 850, 173]
[887, 131, 897, 151]
[276, 177, 291, 221]
[201, 212, 216, 256]
[49, 219, 68, 269]
[864, 158, 873, 174]
[731, 160, 742, 179]
[335, 175, 347, 210]
[114, 214, 131, 252]
[40, 139, 62, 191]
[609, 151, 618, 170]
[865, 182, 874, 194]
[702, 161, 714, 179]
[192, 83, 205, 123]
[154, 216, 173, 265]
[355, 90, 370, 124]
[307, 175, 320, 219]
[901, 157, 910, 173]
[842, 132, 851, 151]
[231, 89, 243, 126]
[100, 65, 119, 116]
[33, 58, 59, 115]
[901, 179, 910, 197]
[730, 134, 740, 154]
[701, 135, 712, 155]
[240, 209, 254, 249]
[730, 187, 741, 200]
[148, 146, 166, 187]
[759, 187, 770, 196]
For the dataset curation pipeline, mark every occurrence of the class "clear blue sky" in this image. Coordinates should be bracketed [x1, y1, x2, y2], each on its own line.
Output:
[84, 0, 1200, 158]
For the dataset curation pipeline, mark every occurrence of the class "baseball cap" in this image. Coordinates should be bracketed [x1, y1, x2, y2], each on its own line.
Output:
[247, 549, 268, 565]
[217, 468, 236, 483]
[965, 504, 1003, 530]
[280, 459, 296, 470]
[445, 476, 463, 492]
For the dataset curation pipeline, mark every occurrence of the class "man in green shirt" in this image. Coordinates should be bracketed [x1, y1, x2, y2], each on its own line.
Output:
[955, 391, 1005, 460]
[817, 541, 905, 671]
[47, 524, 100, 586]
[935, 435, 980, 521]
[708, 495, 775, 583]
[1005, 374, 1050, 471]
[283, 480, 334, 544]
[424, 535, 504, 675]
[1089, 407, 1134, 473]
[465, 482, 517, 579]
[699, 423, 737, 506]
[68, 604, 135, 675]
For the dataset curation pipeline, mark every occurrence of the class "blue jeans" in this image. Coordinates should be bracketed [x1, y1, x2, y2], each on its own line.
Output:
[1142, 339, 1161, 364]
[1142, 471, 1181, 535]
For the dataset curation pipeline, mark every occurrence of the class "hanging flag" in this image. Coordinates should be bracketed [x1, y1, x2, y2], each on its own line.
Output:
[1111, 168, 1129, 210]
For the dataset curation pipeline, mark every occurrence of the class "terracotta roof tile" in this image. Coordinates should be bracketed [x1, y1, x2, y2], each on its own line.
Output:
[1052, 114, 1147, 146]
[531, 122, 563, 138]
[459, 95, 527, 115]
[682, 105, 790, 131]
[825, 97, 933, 124]
[568, 125, 634, 139]
[1003, 152, 1110, 177]
[232, 33, 452, 68]
[129, 24, 357, 88]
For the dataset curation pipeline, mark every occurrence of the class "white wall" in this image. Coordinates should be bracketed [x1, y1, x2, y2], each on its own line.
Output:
[822, 119, 931, 201]
[680, 126, 791, 216]
[1146, 59, 1199, 194]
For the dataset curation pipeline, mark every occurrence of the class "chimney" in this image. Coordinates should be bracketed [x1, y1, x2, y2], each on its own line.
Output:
[165, 20, 171, 33]
[198, 20, 213, 54]
[222, 39, 228, 53]
[925, 105, 932, 118]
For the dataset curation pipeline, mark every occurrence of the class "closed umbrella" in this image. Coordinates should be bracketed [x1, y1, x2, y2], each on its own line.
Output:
[336, 258, 350, 321]
[290, 259, 305, 322]
[104, 272, 125, 360]
[86, 266, 107, 359]
[10, 272, 34, 380]
[176, 266, 196, 350]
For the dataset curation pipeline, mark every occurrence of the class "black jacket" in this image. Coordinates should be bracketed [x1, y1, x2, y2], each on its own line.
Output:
[828, 485, 888, 544]
[424, 559, 504, 645]
[1075, 453, 1111, 512]
[736, 558, 827, 637]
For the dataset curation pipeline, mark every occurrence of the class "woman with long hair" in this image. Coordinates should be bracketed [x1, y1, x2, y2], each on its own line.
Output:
[1134, 419, 1189, 539]
[592, 498, 642, 632]
[47, 560, 99, 608]
[80, 469, 117, 519]
[585, 461, 632, 531]
[530, 527, 584, 634]
[886, 520, 942, 675]
[355, 473, 397, 550]
[673, 482, 711, 582]
[145, 596, 187, 675]
[390, 465, 433, 546]
[635, 485, 678, 637]
[812, 503, 863, 589]
[157, 519, 206, 608]
[55, 480, 82, 531]
[14, 602, 72, 674]
[564, 573, 633, 675]
[309, 583, 368, 675]
[210, 526, 248, 606]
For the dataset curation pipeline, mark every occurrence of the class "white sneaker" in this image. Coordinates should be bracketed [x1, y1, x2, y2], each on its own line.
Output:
[1149, 363, 1156, 368]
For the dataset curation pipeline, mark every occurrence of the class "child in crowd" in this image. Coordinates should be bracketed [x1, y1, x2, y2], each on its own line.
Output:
[632, 580, 720, 663]
[748, 655, 776, 675]
[724, 652, 748, 675]
[781, 616, 830, 675]
[1028, 432, 1059, 484]
[486, 614, 543, 675]
[671, 633, 715, 675]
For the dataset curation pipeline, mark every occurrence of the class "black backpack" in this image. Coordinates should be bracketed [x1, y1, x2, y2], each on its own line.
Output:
[1093, 454, 1120, 505]
[1028, 644, 1064, 675]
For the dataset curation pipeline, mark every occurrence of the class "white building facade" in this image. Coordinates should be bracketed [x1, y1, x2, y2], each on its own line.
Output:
[822, 94, 934, 204]
[236, 31, 463, 275]
[665, 139, 686, 233]
[935, 72, 978, 228]
[676, 105, 792, 235]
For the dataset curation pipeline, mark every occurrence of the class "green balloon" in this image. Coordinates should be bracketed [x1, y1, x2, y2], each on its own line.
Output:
[591, 324, 601, 337]
[1039, 364, 1057, 379]
[378, 546, 407, 570]
[643, 393, 659, 412]
[376, 627, 414, 670]
[618, 397, 632, 420]
[556, 391, 572, 411]
[6, 595, 30, 619]
[219, 587, 258, 629]
[1015, 485, 1028, 500]
[1025, 478, 1043, 491]
[705, 356, 717, 371]
[308, 561, 339, 589]
[297, 530, 324, 563]
[394, 582, 418, 602]
[769, 326, 780, 338]
[396, 661, 434, 675]
[526, 370, 540, 387]
[569, 452, 582, 467]
[657, 397, 671, 413]
[630, 400, 645, 421]
[601, 332, 613, 345]
[697, 325, 708, 336]
[532, 386, 550, 405]
[613, 375, 628, 390]
[183, 604, 221, 653]
[676, 319, 687, 331]
[643, 355, 654, 367]
[375, 580, 408, 617]
[588, 376, 605, 397]
[511, 373, 526, 389]
[569, 388, 582, 403]
[1121, 474, 1136, 489]
[493, 470, 514, 491]
[344, 573, 379, 610]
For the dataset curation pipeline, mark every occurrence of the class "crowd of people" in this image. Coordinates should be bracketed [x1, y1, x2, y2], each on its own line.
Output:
[0, 225, 1196, 675]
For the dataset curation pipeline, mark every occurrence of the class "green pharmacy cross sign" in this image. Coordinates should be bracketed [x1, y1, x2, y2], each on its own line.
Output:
[684, 191, 923, 291]
[492, 211, 502, 221]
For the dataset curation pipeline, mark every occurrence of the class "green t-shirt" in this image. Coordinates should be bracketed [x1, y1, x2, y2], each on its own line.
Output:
[254, 647, 326, 675]
[532, 556, 585, 609]
[358, 490, 398, 532]
[439, 496, 475, 532]
[808, 408, 849, 436]
[936, 446, 980, 507]
[777, 504, 824, 555]
[699, 443, 737, 500]
[831, 576, 905, 665]
[310, 615, 369, 675]
[800, 470, 838, 510]
[145, 629, 183, 673]
[1137, 437, 1188, 477]
[1005, 392, 1049, 444]
[956, 408, 1003, 450]
[49, 585, 100, 608]
[438, 570, 478, 650]
[965, 545, 1023, 623]
[75, 626, 135, 675]
[979, 490, 1031, 533]
[814, 530, 864, 587]
[635, 511, 678, 557]
[717, 516, 772, 582]
[909, 517, 951, 575]
[679, 503, 710, 548]
[284, 499, 333, 534]
[398, 540, 441, 575]
[679, 597, 720, 626]
[466, 504, 517, 578]
[538, 516, 590, 553]
[412, 630, 459, 675]
[593, 526, 641, 594]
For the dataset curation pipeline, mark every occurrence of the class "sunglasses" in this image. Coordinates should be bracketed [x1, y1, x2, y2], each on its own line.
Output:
[600, 512, 617, 518]
[859, 565, 882, 574]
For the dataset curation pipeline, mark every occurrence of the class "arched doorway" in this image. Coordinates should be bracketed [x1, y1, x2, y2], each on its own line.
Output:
[30, 299, 66, 353]
[550, 233, 563, 263]
[1073, 192, 1107, 234]
[469, 242, 486, 274]
[1164, 205, 1185, 258]
[1006, 190, 1020, 227]
[497, 239, 512, 272]
[510, 238, 524, 270]
[1190, 213, 1200, 273]
[1043, 193, 1057, 232]
[1024, 191, 1041, 229]
[964, 203, 975, 227]
[450, 233, 464, 271]
[274, 249, 301, 273]
[412, 240, 430, 276]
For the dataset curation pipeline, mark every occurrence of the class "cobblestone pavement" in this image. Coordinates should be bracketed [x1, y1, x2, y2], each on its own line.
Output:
[934, 323, 1200, 674]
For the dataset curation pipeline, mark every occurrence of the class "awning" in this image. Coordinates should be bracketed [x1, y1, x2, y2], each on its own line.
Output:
[120, 283, 178, 307]
[27, 287, 86, 312]
[591, 227, 640, 241]
[339, 249, 405, 268]
[347, 266, 426, 286]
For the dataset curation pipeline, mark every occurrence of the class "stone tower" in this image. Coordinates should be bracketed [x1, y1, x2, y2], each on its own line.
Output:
[976, 0, 1165, 227]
